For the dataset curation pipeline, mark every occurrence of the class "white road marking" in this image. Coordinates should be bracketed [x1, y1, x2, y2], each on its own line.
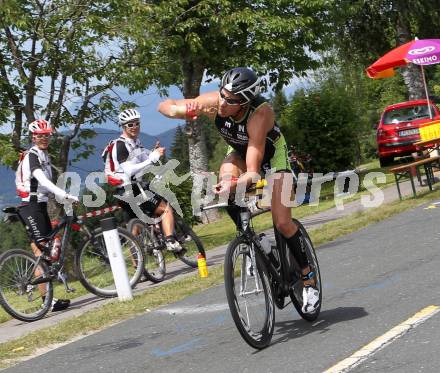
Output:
[157, 303, 229, 315]
[323, 305, 440, 373]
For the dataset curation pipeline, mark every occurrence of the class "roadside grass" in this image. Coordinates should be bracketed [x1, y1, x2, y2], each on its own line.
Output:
[310, 189, 440, 246]
[1, 187, 440, 368]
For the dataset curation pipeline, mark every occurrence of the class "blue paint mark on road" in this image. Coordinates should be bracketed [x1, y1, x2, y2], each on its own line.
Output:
[151, 338, 204, 357]
[350, 273, 400, 292]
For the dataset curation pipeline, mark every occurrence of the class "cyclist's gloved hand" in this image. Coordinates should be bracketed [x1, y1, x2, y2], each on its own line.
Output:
[149, 148, 165, 163]
[64, 194, 79, 203]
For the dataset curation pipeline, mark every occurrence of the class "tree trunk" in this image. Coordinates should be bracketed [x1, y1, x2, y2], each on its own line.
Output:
[12, 109, 23, 153]
[394, 1, 425, 100]
[181, 59, 208, 174]
[181, 58, 220, 222]
[401, 65, 425, 100]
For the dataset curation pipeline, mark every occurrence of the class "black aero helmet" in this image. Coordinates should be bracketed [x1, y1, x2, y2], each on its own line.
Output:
[220, 67, 261, 105]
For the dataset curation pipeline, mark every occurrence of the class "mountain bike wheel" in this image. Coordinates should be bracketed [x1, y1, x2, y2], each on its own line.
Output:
[0, 249, 53, 322]
[289, 219, 322, 321]
[174, 216, 205, 268]
[75, 227, 145, 298]
[127, 218, 166, 283]
[224, 236, 275, 349]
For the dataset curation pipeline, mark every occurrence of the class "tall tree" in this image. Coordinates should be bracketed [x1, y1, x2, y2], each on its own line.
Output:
[270, 90, 288, 122]
[281, 80, 358, 172]
[123, 0, 331, 175]
[0, 0, 140, 176]
[331, 0, 440, 99]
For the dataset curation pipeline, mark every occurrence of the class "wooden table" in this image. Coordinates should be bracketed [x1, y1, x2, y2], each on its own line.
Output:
[414, 137, 440, 154]
[389, 156, 440, 199]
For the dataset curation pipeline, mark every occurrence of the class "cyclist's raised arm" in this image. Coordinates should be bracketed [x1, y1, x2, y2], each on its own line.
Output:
[157, 91, 219, 121]
[114, 139, 162, 178]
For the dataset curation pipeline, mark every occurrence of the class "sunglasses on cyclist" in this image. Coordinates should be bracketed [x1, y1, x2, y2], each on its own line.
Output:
[33, 134, 51, 139]
[219, 90, 243, 105]
[124, 121, 140, 128]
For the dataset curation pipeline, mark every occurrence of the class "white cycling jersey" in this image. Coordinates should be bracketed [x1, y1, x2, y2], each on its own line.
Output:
[107, 136, 160, 187]
[16, 146, 68, 202]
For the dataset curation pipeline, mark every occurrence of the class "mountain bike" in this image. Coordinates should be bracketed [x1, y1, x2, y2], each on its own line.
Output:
[201, 181, 322, 349]
[0, 205, 144, 322]
[127, 214, 206, 283]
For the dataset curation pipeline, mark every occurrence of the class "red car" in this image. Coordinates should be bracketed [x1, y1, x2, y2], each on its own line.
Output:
[376, 99, 440, 167]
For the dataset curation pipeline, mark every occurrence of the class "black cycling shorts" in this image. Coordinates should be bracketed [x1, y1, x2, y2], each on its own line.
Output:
[18, 202, 52, 242]
[116, 182, 163, 222]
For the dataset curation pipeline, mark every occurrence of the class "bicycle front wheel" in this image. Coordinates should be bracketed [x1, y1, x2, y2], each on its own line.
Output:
[127, 218, 166, 283]
[75, 227, 145, 298]
[224, 236, 275, 349]
[289, 219, 322, 321]
[0, 249, 53, 322]
[174, 217, 205, 268]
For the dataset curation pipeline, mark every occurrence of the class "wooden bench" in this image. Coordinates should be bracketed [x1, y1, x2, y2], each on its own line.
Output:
[389, 156, 440, 200]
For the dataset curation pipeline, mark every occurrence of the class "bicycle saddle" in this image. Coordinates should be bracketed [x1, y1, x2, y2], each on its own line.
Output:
[2, 206, 18, 214]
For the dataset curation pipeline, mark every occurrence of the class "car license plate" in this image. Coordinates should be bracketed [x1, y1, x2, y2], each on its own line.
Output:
[399, 129, 419, 137]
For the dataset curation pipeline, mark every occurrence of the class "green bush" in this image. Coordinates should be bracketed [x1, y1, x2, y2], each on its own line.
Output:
[281, 82, 358, 172]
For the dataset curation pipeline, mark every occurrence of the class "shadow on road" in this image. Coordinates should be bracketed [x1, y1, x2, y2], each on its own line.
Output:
[270, 306, 368, 347]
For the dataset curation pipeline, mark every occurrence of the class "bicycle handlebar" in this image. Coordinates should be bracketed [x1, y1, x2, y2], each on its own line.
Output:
[200, 202, 229, 211]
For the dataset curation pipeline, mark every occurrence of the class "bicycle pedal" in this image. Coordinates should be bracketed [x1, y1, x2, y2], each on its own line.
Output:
[66, 287, 76, 293]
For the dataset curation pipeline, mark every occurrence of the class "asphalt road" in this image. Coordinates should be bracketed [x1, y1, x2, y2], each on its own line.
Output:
[5, 201, 440, 373]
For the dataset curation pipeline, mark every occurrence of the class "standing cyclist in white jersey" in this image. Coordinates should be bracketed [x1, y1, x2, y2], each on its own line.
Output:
[158, 67, 319, 313]
[16, 119, 78, 312]
[103, 108, 183, 252]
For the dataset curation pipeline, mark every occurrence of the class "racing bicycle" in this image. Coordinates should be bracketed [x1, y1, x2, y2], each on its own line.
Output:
[201, 180, 322, 349]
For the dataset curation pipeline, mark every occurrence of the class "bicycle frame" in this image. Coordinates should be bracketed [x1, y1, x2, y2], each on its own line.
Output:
[201, 197, 301, 304]
[5, 204, 121, 292]
[237, 208, 299, 298]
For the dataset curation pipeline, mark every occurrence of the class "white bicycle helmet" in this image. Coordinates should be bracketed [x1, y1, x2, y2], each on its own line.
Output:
[220, 67, 261, 105]
[118, 109, 141, 126]
[29, 119, 53, 134]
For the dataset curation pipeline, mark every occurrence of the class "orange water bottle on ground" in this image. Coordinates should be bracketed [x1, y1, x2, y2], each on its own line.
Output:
[197, 253, 208, 278]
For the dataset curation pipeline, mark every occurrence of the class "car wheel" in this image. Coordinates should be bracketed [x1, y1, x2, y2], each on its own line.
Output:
[379, 156, 393, 167]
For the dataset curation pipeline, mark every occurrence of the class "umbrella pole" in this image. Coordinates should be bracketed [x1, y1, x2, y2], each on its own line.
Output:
[420, 64, 433, 119]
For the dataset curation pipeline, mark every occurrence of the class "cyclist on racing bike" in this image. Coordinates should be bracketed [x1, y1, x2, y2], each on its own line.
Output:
[104, 108, 183, 252]
[158, 67, 319, 313]
[16, 119, 78, 312]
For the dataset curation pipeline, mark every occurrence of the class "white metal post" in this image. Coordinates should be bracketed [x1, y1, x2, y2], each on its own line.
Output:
[100, 217, 133, 301]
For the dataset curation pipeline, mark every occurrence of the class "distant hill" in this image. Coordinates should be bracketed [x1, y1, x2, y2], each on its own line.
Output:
[0, 127, 178, 209]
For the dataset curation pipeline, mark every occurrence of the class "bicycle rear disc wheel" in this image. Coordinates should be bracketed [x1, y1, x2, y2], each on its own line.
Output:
[0, 249, 53, 322]
[75, 227, 145, 298]
[174, 217, 205, 268]
[289, 219, 322, 321]
[224, 236, 275, 349]
[127, 219, 166, 283]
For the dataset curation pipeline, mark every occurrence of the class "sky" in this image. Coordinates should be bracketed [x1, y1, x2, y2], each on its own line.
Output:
[1, 75, 312, 136]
